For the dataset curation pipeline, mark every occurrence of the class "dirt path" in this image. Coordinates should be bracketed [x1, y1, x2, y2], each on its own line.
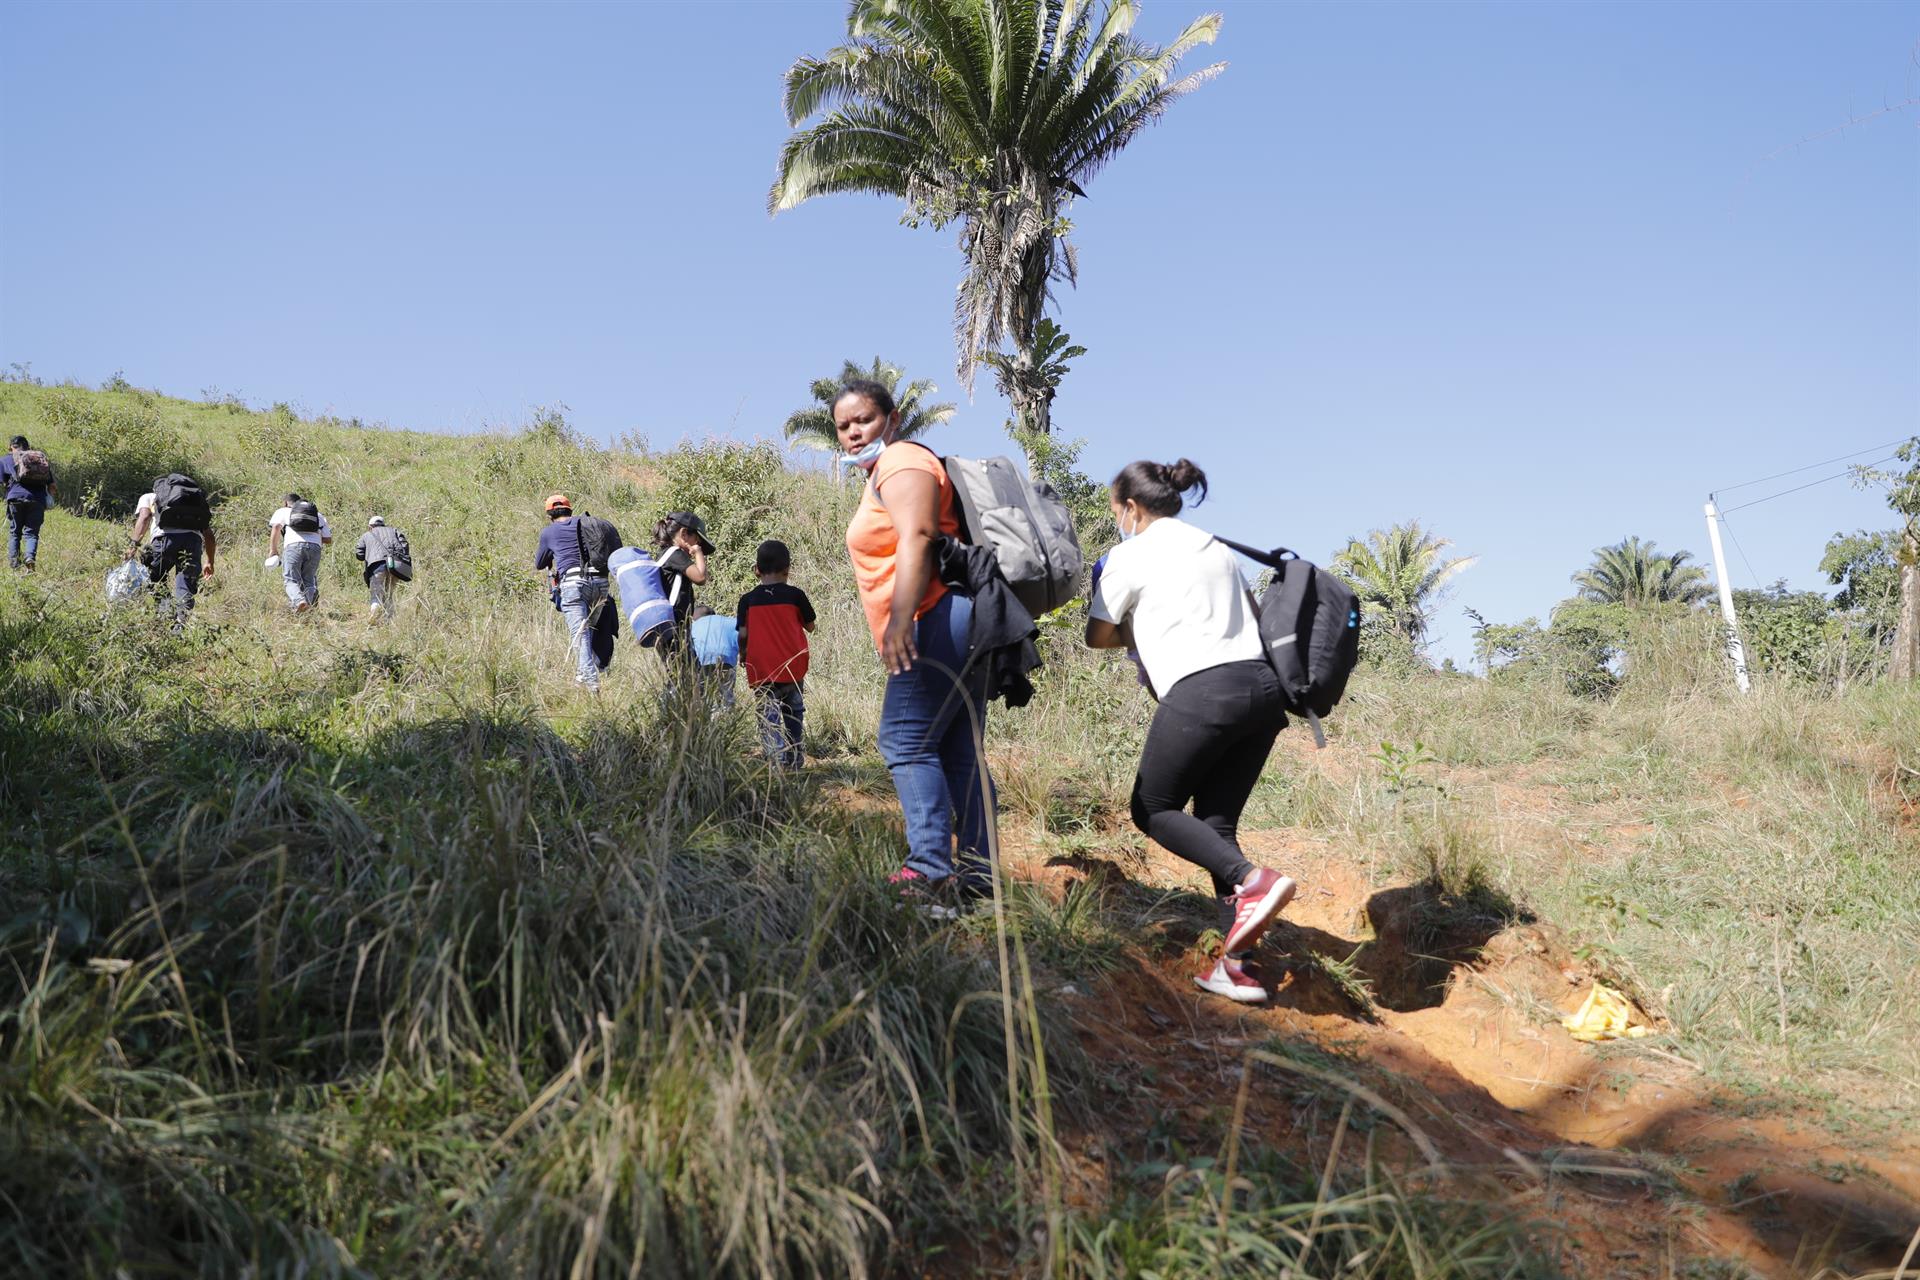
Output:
[1003, 831, 1920, 1279]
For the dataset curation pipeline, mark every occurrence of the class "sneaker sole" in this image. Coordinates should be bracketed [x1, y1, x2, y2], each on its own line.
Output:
[1224, 876, 1297, 954]
[1194, 974, 1267, 1003]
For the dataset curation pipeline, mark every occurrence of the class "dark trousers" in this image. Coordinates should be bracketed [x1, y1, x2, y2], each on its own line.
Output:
[755, 680, 805, 768]
[6, 498, 44, 568]
[1130, 659, 1286, 899]
[149, 530, 203, 622]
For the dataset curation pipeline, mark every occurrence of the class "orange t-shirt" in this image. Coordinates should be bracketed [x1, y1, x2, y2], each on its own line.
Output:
[846, 442, 962, 649]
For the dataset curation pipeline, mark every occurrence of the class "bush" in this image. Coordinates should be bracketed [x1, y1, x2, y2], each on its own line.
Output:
[39, 388, 195, 517]
[652, 438, 793, 603]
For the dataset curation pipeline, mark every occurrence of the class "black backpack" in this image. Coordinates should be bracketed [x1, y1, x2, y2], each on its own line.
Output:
[288, 500, 322, 533]
[571, 512, 623, 574]
[1219, 539, 1361, 747]
[152, 474, 210, 531]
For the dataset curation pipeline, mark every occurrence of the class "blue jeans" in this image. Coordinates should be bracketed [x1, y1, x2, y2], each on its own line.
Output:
[756, 680, 805, 768]
[876, 591, 995, 887]
[559, 576, 609, 688]
[7, 499, 43, 568]
[697, 662, 737, 709]
[282, 540, 322, 607]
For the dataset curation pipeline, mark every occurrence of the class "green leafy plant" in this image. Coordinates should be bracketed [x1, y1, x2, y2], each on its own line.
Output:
[1370, 739, 1439, 794]
[771, 0, 1223, 437]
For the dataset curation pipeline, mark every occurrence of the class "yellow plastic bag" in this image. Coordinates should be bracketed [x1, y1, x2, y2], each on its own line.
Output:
[1561, 981, 1652, 1042]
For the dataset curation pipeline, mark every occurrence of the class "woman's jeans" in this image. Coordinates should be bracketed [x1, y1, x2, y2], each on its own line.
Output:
[281, 540, 322, 607]
[1130, 659, 1286, 898]
[7, 499, 43, 568]
[877, 591, 995, 887]
[558, 575, 609, 688]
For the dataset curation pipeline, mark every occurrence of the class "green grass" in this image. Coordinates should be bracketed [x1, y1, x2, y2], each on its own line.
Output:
[3, 380, 1916, 1275]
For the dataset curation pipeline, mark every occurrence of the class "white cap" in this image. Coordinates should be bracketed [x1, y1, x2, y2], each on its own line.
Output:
[367, 515, 385, 527]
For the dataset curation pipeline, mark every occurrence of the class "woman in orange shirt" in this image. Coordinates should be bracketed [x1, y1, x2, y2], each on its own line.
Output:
[834, 379, 994, 915]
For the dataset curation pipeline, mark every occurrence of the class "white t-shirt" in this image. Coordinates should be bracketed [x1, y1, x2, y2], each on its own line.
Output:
[268, 505, 333, 547]
[135, 491, 200, 541]
[1088, 516, 1263, 695]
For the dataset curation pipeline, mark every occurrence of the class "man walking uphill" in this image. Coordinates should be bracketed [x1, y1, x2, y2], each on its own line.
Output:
[3, 435, 55, 571]
[354, 515, 412, 623]
[533, 493, 622, 693]
[130, 473, 217, 627]
[267, 493, 334, 613]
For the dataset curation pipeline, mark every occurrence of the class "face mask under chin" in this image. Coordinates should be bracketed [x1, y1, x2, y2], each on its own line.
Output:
[842, 438, 887, 471]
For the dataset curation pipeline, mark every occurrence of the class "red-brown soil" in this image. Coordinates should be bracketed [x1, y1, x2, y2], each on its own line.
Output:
[1003, 831, 1920, 1279]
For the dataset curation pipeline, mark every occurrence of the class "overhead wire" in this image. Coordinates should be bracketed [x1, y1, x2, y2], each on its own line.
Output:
[1717, 452, 1905, 515]
[1716, 510, 1764, 589]
[1711, 437, 1911, 499]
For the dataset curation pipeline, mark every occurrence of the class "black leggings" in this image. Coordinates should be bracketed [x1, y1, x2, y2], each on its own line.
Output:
[1129, 659, 1287, 899]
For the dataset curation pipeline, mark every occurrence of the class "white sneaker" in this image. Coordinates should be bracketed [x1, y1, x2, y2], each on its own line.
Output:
[1195, 954, 1267, 1003]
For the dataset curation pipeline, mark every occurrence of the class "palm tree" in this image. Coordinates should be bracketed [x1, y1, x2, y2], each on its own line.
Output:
[782, 357, 957, 484]
[1571, 537, 1713, 607]
[770, 0, 1223, 444]
[977, 318, 1084, 441]
[1332, 522, 1478, 644]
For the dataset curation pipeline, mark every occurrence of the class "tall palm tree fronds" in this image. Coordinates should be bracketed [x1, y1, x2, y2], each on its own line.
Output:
[1572, 537, 1713, 606]
[1331, 522, 1478, 643]
[770, 0, 1224, 434]
[782, 357, 957, 468]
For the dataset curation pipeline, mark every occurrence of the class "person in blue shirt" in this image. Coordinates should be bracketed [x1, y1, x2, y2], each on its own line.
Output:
[3, 435, 55, 572]
[532, 492, 621, 693]
[688, 604, 739, 709]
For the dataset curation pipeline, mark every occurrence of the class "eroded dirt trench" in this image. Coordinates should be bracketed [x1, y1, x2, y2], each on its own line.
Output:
[1004, 830, 1920, 1278]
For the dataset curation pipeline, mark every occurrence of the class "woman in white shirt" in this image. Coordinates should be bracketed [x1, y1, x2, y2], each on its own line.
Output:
[1086, 459, 1298, 1003]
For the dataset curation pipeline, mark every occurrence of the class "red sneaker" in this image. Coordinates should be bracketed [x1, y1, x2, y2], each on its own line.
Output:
[1223, 868, 1296, 954]
[1195, 954, 1266, 1003]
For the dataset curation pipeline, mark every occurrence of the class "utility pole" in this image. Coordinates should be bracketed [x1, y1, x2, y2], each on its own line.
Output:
[1703, 501, 1752, 693]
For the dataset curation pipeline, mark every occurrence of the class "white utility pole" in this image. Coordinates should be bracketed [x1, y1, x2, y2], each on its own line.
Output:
[1703, 501, 1752, 693]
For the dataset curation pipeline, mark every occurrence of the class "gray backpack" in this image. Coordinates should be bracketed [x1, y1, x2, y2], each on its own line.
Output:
[939, 452, 1084, 617]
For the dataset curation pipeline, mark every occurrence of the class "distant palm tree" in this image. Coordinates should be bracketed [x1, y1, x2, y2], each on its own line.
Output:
[770, 0, 1223, 438]
[782, 358, 956, 484]
[1332, 522, 1478, 643]
[1572, 537, 1713, 606]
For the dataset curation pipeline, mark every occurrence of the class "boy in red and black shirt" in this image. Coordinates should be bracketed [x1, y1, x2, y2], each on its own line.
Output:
[736, 539, 816, 768]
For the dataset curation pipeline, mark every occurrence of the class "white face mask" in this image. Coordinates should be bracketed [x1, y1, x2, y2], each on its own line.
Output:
[1116, 507, 1141, 541]
[842, 438, 886, 471]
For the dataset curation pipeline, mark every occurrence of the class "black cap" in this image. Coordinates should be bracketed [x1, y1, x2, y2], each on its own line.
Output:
[665, 511, 714, 554]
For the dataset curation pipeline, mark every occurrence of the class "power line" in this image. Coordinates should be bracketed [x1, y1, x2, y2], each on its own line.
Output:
[1711, 438, 1911, 500]
[1717, 452, 1905, 515]
[1717, 510, 1763, 589]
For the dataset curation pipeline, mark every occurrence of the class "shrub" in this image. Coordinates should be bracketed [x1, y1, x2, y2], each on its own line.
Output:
[39, 389, 195, 517]
[652, 438, 793, 602]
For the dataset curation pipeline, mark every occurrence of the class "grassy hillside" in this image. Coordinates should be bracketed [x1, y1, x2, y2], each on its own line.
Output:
[2, 381, 1916, 1278]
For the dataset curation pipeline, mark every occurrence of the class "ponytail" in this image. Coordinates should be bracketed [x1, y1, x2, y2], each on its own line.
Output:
[1111, 458, 1208, 516]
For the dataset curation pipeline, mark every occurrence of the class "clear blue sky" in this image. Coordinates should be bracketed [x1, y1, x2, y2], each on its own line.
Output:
[4, 0, 1915, 665]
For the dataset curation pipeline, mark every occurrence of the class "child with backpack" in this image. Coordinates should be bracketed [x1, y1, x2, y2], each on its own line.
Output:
[130, 473, 218, 625]
[1085, 458, 1299, 1004]
[266, 493, 334, 612]
[3, 435, 55, 572]
[735, 539, 816, 768]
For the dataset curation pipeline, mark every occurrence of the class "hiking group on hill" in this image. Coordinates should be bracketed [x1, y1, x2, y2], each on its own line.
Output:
[30, 389, 1354, 1002]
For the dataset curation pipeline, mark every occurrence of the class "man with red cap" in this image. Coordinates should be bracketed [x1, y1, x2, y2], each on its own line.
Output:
[533, 492, 620, 692]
